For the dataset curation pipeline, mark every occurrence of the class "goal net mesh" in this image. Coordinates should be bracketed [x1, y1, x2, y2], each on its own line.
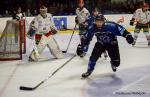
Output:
[0, 19, 26, 61]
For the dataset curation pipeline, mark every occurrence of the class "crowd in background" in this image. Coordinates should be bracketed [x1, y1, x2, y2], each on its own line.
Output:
[0, 0, 149, 17]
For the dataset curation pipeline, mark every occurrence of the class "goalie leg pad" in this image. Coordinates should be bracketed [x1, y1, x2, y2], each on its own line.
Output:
[47, 36, 64, 59]
[143, 31, 150, 42]
[29, 35, 47, 61]
[29, 50, 38, 61]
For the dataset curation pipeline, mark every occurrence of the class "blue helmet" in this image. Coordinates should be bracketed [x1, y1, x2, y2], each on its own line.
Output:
[95, 15, 105, 21]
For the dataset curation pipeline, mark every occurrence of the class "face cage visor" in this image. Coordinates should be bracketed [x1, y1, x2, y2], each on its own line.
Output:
[40, 8, 47, 16]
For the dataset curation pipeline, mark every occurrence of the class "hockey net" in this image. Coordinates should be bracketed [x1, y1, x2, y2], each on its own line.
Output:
[0, 19, 26, 61]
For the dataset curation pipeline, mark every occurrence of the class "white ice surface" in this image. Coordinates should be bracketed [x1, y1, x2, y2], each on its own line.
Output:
[0, 32, 150, 97]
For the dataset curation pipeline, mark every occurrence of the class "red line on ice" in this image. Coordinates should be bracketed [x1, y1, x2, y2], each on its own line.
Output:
[0, 61, 20, 97]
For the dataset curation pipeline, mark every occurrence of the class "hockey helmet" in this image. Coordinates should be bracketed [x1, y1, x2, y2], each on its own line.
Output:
[95, 15, 105, 21]
[40, 6, 47, 17]
[92, 7, 100, 16]
[92, 7, 99, 12]
[77, 0, 84, 4]
[77, 0, 84, 8]
[17, 7, 22, 13]
[143, 3, 149, 8]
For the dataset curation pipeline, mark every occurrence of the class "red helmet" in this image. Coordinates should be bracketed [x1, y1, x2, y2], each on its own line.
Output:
[143, 3, 149, 8]
[77, 0, 84, 4]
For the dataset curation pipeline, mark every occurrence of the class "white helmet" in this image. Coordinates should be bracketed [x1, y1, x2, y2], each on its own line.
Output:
[40, 6, 47, 17]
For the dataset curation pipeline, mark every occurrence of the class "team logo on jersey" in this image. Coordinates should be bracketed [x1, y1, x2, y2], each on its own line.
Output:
[118, 26, 122, 32]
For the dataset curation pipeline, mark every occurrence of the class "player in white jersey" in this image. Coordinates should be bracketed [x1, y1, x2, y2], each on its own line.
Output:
[130, 2, 150, 46]
[12, 7, 25, 43]
[12, 7, 24, 20]
[75, 0, 90, 44]
[27, 6, 64, 61]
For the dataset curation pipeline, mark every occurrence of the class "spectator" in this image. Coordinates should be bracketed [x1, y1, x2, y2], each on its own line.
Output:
[32, 9, 38, 16]
[4, 10, 11, 17]
[26, 9, 32, 16]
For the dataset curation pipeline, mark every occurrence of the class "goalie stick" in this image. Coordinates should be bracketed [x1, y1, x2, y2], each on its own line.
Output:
[19, 54, 76, 91]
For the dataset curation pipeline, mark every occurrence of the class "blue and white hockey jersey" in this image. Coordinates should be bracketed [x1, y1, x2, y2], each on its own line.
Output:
[83, 21, 129, 45]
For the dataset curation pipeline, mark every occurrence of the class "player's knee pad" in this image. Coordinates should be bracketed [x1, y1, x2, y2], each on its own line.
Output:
[111, 60, 120, 67]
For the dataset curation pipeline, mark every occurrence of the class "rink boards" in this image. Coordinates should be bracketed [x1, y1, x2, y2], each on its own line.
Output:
[0, 14, 138, 35]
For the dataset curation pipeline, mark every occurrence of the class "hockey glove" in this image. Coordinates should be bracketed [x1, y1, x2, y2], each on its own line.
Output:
[130, 18, 135, 26]
[75, 17, 78, 24]
[51, 27, 58, 34]
[126, 34, 134, 44]
[76, 44, 86, 57]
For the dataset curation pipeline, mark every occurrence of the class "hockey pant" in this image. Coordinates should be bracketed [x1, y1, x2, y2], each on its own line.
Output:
[133, 24, 150, 43]
[87, 42, 120, 72]
[79, 24, 89, 52]
[30, 35, 64, 61]
[79, 24, 87, 41]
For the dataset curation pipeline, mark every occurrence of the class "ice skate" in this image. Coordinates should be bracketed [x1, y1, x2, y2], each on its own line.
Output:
[80, 52, 86, 57]
[111, 64, 117, 72]
[148, 42, 150, 47]
[132, 41, 136, 46]
[28, 56, 38, 62]
[81, 71, 92, 78]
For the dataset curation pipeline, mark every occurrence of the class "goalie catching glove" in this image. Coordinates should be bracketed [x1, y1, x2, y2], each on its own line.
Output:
[51, 27, 58, 34]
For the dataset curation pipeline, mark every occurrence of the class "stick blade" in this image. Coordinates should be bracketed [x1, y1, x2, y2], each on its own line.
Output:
[20, 86, 35, 91]
[62, 51, 67, 53]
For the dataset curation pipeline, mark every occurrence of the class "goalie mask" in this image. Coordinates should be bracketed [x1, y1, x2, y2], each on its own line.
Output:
[40, 6, 47, 18]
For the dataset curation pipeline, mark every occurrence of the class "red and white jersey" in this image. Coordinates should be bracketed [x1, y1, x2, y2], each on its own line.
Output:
[132, 8, 150, 24]
[76, 7, 90, 24]
[31, 13, 57, 35]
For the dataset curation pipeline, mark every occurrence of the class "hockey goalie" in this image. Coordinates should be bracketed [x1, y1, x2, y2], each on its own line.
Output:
[27, 6, 64, 61]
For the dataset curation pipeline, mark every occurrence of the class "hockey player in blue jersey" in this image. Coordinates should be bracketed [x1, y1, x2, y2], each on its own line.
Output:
[80, 15, 134, 78]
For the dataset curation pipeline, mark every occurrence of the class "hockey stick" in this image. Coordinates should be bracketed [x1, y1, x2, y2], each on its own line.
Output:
[19, 54, 76, 91]
[62, 24, 77, 53]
